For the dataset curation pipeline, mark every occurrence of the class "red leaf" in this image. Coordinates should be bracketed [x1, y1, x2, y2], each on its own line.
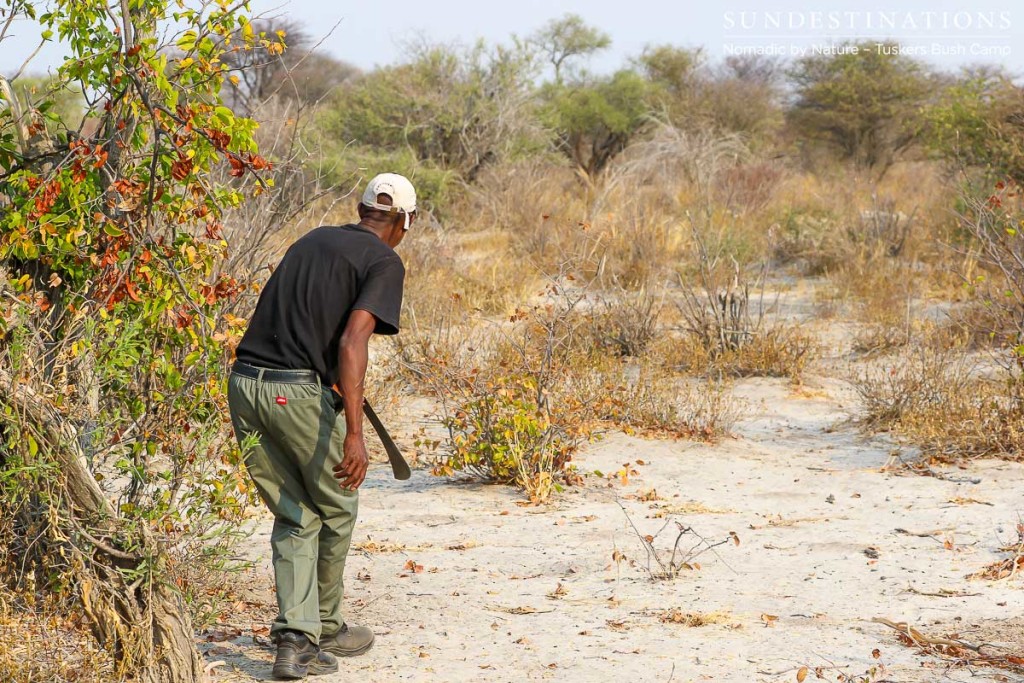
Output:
[171, 156, 193, 181]
[227, 155, 246, 178]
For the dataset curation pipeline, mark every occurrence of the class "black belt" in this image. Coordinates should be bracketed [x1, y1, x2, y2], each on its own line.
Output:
[231, 362, 319, 384]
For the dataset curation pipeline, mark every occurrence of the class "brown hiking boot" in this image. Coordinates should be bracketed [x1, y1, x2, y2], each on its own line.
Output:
[319, 622, 375, 657]
[272, 630, 339, 680]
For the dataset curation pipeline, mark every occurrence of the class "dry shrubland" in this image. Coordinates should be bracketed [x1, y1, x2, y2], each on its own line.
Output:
[4, 5, 1024, 678]
[385, 81, 1024, 496]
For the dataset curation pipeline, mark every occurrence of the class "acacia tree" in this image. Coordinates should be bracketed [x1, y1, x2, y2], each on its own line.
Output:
[0, 1, 278, 680]
[528, 13, 610, 84]
[530, 17, 652, 182]
[540, 69, 653, 181]
[322, 40, 543, 191]
[787, 42, 933, 171]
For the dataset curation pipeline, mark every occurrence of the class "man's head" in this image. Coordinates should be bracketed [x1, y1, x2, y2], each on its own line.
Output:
[356, 173, 417, 248]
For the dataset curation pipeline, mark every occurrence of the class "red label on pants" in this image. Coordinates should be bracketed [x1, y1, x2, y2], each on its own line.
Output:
[275, 396, 287, 405]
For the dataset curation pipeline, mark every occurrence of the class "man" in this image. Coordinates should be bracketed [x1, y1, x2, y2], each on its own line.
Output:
[228, 173, 415, 680]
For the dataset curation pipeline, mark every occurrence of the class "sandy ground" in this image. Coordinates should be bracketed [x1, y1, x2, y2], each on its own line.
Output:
[200, 373, 1024, 683]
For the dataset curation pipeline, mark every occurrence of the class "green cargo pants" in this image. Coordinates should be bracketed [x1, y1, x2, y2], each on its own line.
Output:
[227, 368, 358, 642]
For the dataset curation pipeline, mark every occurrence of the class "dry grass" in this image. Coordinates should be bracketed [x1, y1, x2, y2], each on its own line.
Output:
[585, 288, 664, 358]
[0, 591, 112, 682]
[651, 317, 816, 382]
[599, 364, 740, 441]
[400, 219, 540, 322]
[854, 344, 1024, 462]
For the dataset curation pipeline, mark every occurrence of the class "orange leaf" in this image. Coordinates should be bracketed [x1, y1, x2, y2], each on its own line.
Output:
[797, 667, 808, 682]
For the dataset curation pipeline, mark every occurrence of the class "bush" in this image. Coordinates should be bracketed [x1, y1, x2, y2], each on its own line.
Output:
[926, 70, 1024, 183]
[673, 227, 817, 381]
[771, 205, 844, 274]
[957, 179, 1024, 363]
[588, 288, 663, 357]
[404, 270, 600, 502]
[787, 42, 933, 171]
[854, 345, 1024, 462]
[599, 364, 739, 440]
[660, 326, 816, 381]
[433, 375, 582, 502]
[319, 41, 544, 188]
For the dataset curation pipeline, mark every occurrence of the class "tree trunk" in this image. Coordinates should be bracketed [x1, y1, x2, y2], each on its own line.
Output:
[0, 370, 202, 683]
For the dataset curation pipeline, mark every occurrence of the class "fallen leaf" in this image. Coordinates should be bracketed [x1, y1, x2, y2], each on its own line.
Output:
[947, 496, 993, 506]
[204, 627, 241, 642]
[796, 666, 808, 682]
[547, 583, 568, 599]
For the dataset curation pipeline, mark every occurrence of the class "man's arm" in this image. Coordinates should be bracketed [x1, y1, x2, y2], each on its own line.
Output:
[332, 309, 377, 490]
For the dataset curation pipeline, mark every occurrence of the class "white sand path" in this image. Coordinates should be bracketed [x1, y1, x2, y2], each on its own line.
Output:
[204, 375, 1024, 683]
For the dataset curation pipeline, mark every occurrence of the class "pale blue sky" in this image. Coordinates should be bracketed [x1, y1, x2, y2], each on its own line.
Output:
[2, 0, 1022, 77]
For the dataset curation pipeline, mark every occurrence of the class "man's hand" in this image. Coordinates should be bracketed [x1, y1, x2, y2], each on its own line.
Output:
[335, 309, 376, 490]
[334, 432, 369, 490]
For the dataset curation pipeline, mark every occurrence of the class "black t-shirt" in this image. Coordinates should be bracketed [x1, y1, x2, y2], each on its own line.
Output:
[235, 224, 405, 385]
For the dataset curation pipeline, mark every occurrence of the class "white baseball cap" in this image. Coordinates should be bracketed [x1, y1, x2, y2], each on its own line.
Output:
[361, 173, 417, 231]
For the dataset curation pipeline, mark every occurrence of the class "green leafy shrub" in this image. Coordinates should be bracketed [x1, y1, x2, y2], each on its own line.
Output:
[926, 71, 1024, 182]
[434, 375, 578, 502]
[787, 42, 933, 170]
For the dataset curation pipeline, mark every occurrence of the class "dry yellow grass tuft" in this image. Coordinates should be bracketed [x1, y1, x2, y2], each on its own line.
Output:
[0, 592, 112, 682]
